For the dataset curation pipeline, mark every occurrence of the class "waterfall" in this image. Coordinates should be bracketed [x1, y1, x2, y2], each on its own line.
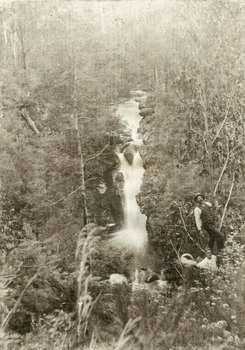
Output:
[111, 95, 148, 251]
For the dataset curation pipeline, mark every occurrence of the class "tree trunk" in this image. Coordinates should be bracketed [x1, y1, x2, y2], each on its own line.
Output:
[20, 38, 27, 70]
[20, 108, 40, 135]
[199, 81, 214, 194]
[2, 19, 8, 44]
[10, 32, 18, 67]
[154, 65, 159, 87]
[73, 60, 88, 227]
[73, 113, 87, 227]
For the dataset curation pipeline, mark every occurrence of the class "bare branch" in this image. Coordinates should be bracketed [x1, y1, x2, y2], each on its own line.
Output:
[230, 142, 243, 157]
[190, 126, 209, 155]
[24, 46, 32, 55]
[170, 239, 182, 261]
[83, 142, 110, 166]
[219, 172, 235, 230]
[190, 127, 203, 139]
[198, 83, 213, 159]
[1, 270, 40, 332]
[203, 134, 209, 156]
[213, 143, 230, 197]
[211, 97, 232, 145]
[169, 240, 185, 280]
[46, 178, 96, 208]
[170, 241, 185, 280]
[231, 148, 243, 158]
[48, 185, 83, 207]
[173, 202, 205, 253]
[20, 108, 40, 135]
[213, 140, 241, 198]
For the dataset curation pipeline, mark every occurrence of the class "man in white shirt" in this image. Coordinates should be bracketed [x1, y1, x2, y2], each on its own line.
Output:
[194, 193, 224, 252]
[197, 248, 218, 272]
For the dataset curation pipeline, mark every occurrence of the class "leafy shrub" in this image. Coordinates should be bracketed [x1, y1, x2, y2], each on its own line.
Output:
[92, 243, 134, 281]
[3, 239, 76, 335]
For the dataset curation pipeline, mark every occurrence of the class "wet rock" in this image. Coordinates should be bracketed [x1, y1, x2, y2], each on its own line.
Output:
[139, 107, 154, 117]
[122, 144, 138, 165]
[121, 129, 132, 139]
[106, 223, 117, 232]
[132, 90, 145, 97]
[123, 148, 134, 164]
[139, 100, 155, 110]
[110, 129, 132, 145]
[109, 273, 128, 285]
[93, 184, 124, 227]
[97, 182, 107, 194]
[120, 142, 131, 152]
[114, 171, 124, 183]
[144, 274, 160, 283]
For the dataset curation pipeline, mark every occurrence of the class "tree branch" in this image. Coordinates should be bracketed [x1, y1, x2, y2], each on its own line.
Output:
[173, 202, 205, 253]
[213, 141, 241, 198]
[170, 239, 184, 281]
[211, 97, 232, 146]
[20, 108, 40, 135]
[48, 185, 83, 207]
[47, 178, 96, 207]
[1, 269, 40, 332]
[213, 143, 230, 197]
[219, 172, 235, 230]
[170, 239, 182, 261]
[190, 127, 203, 139]
[83, 142, 110, 166]
[169, 239, 185, 280]
[230, 142, 243, 157]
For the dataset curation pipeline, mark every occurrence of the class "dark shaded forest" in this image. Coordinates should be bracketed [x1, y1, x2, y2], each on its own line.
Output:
[0, 1, 245, 349]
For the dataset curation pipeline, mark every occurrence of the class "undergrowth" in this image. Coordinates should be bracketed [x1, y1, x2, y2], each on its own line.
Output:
[0, 231, 245, 350]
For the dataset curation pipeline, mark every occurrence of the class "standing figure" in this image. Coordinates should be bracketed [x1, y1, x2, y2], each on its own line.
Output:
[194, 193, 224, 252]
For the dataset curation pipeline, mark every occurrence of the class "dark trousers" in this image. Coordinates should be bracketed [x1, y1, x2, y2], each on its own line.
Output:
[203, 224, 224, 252]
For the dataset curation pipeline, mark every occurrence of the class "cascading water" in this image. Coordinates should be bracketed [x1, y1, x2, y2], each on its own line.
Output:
[111, 95, 148, 251]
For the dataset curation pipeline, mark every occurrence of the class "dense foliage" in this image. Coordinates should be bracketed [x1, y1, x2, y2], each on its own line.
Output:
[138, 0, 245, 261]
[0, 1, 245, 349]
[0, 0, 135, 258]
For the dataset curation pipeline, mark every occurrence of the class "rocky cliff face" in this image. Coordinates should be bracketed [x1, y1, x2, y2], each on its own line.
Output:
[87, 151, 124, 229]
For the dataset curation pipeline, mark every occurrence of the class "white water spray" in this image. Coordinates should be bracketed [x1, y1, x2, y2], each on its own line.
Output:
[111, 96, 148, 251]
[117, 100, 142, 140]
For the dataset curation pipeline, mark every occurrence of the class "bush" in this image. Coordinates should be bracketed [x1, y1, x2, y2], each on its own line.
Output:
[92, 243, 134, 281]
[3, 239, 76, 335]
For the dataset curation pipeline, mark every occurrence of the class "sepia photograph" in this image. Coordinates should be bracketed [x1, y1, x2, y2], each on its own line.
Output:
[0, 0, 244, 349]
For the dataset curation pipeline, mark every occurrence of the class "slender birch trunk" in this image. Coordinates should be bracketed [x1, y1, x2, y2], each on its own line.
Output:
[73, 59, 88, 227]
[20, 108, 40, 135]
[199, 81, 214, 195]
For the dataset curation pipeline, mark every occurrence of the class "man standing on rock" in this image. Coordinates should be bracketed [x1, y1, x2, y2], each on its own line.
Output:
[194, 193, 224, 252]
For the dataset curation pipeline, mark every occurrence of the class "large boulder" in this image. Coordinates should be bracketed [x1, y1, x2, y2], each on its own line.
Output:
[122, 144, 138, 165]
[139, 107, 154, 117]
[123, 149, 134, 164]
